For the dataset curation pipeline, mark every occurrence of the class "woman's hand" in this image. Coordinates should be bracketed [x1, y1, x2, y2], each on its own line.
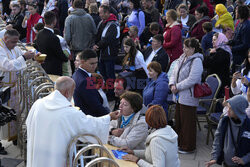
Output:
[210, 48, 216, 53]
[111, 128, 124, 137]
[170, 85, 178, 94]
[241, 77, 249, 86]
[118, 147, 134, 154]
[232, 156, 244, 165]
[231, 72, 241, 88]
[122, 154, 139, 163]
[205, 159, 216, 167]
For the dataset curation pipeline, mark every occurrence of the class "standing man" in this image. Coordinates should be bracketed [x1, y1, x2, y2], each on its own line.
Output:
[143, 34, 169, 71]
[0, 29, 35, 142]
[72, 49, 110, 117]
[8, 4, 26, 41]
[26, 76, 120, 167]
[35, 11, 68, 76]
[64, 0, 97, 73]
[93, 5, 120, 100]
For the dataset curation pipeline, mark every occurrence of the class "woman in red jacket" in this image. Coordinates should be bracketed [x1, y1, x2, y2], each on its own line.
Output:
[22, 3, 43, 43]
[190, 6, 210, 41]
[163, 9, 183, 63]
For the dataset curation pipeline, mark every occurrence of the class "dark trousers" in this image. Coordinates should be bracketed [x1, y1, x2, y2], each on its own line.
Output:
[175, 103, 197, 151]
[98, 59, 116, 97]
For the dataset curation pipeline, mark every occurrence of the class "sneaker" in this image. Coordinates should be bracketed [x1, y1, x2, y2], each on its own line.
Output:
[178, 149, 195, 154]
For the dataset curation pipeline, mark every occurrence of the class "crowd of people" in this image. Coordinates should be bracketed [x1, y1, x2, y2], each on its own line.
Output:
[0, 0, 250, 166]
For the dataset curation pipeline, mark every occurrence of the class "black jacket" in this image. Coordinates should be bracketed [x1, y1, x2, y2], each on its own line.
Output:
[72, 69, 110, 117]
[9, 12, 26, 40]
[35, 28, 68, 75]
[143, 46, 169, 71]
[96, 18, 120, 61]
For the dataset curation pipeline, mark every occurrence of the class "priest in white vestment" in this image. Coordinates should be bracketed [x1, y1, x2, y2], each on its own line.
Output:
[26, 76, 120, 167]
[0, 29, 35, 140]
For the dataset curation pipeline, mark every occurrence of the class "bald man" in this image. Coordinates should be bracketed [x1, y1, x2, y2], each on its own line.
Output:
[26, 76, 119, 167]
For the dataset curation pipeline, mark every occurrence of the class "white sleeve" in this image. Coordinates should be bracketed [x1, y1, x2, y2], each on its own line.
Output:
[231, 79, 242, 95]
[37, 18, 43, 23]
[22, 20, 27, 28]
[0, 48, 27, 71]
[136, 51, 149, 77]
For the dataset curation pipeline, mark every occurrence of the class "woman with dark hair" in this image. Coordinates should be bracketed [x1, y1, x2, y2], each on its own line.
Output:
[143, 61, 169, 116]
[121, 105, 180, 167]
[231, 49, 250, 99]
[231, 5, 250, 70]
[169, 37, 203, 153]
[177, 4, 196, 32]
[203, 32, 231, 97]
[189, 6, 210, 41]
[109, 91, 148, 149]
[123, 37, 148, 78]
[126, 0, 145, 36]
[22, 3, 43, 43]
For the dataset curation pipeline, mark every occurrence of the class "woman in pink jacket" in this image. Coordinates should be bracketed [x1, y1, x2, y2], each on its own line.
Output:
[163, 9, 183, 64]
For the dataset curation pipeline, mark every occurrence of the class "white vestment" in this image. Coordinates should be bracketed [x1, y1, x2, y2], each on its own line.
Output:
[26, 90, 111, 167]
[0, 38, 26, 140]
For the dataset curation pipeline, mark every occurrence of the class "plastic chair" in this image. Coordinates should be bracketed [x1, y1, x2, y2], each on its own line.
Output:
[85, 157, 119, 167]
[196, 74, 221, 144]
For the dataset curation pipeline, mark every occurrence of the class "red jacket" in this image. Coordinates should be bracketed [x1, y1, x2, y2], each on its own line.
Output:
[26, 13, 43, 43]
[190, 16, 210, 41]
[163, 21, 183, 63]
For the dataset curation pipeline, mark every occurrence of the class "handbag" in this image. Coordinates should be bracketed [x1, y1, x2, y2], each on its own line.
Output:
[194, 82, 212, 98]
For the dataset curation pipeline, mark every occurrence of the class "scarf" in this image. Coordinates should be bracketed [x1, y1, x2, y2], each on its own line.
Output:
[120, 113, 135, 128]
[215, 32, 232, 64]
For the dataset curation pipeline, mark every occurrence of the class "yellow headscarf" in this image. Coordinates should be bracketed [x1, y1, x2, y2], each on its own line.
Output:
[215, 4, 234, 30]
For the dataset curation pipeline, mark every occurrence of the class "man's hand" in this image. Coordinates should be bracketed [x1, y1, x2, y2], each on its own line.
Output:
[109, 111, 120, 120]
[118, 147, 134, 154]
[93, 45, 99, 51]
[232, 156, 244, 165]
[23, 50, 35, 60]
[111, 128, 124, 137]
[205, 160, 216, 167]
[5, 24, 13, 30]
[122, 154, 139, 162]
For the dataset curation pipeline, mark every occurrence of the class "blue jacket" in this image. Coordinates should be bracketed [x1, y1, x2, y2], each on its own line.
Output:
[212, 116, 250, 166]
[201, 31, 214, 56]
[232, 20, 250, 65]
[72, 69, 110, 117]
[143, 72, 169, 115]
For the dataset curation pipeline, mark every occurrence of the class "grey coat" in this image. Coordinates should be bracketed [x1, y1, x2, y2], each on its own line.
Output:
[64, 8, 97, 51]
[169, 53, 203, 107]
[109, 105, 148, 149]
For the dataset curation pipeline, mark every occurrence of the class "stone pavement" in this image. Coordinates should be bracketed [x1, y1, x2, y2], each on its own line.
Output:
[0, 122, 221, 167]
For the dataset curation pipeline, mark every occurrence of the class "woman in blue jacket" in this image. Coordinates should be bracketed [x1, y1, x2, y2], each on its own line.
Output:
[143, 61, 169, 117]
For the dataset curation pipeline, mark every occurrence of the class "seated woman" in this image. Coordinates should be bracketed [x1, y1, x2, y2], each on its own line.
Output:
[122, 37, 148, 93]
[203, 32, 231, 97]
[109, 91, 148, 149]
[121, 105, 180, 167]
[143, 61, 169, 117]
[231, 49, 250, 99]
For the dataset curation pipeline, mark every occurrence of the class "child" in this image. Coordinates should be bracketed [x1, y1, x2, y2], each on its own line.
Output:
[128, 26, 141, 50]
[206, 95, 250, 167]
[201, 22, 214, 56]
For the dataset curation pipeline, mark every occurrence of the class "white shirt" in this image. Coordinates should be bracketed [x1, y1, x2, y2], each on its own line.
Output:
[44, 27, 54, 33]
[181, 15, 189, 26]
[79, 67, 91, 77]
[145, 47, 162, 66]
[135, 50, 148, 76]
